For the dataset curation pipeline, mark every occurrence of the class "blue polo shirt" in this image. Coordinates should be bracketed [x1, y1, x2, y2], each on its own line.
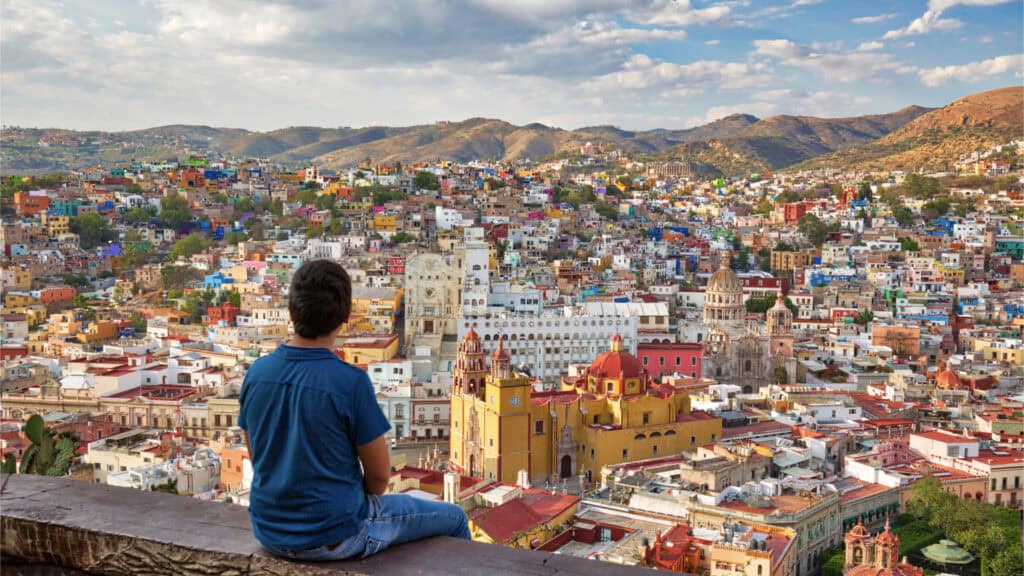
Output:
[238, 344, 391, 552]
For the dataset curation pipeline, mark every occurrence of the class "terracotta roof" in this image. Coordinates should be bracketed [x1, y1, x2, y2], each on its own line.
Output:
[469, 489, 579, 545]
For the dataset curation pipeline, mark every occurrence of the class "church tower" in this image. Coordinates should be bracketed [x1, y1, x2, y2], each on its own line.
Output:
[453, 328, 487, 399]
[766, 292, 794, 357]
[483, 336, 533, 483]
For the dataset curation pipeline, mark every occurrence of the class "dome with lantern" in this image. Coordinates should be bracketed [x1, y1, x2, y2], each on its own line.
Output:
[570, 335, 651, 398]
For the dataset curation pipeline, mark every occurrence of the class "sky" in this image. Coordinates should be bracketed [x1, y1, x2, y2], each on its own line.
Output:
[2, 0, 1022, 132]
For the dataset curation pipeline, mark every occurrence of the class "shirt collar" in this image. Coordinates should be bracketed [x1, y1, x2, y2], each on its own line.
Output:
[276, 343, 339, 360]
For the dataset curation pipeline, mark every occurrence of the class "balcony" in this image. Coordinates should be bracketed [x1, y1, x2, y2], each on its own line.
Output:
[1, 475, 655, 575]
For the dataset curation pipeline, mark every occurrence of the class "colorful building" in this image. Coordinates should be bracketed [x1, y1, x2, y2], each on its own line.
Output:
[449, 332, 722, 485]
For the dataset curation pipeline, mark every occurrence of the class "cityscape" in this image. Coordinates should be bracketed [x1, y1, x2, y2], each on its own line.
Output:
[1, 1, 1023, 576]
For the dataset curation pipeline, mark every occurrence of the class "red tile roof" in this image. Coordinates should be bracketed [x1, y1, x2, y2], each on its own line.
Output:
[469, 488, 579, 545]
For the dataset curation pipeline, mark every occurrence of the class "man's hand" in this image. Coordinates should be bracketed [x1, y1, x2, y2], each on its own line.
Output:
[357, 435, 391, 495]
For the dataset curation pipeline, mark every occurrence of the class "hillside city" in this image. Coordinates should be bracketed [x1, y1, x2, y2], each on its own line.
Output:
[2, 96, 1024, 575]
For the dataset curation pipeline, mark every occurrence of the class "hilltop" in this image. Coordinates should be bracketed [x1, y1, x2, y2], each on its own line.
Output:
[4, 87, 1022, 175]
[793, 86, 1023, 171]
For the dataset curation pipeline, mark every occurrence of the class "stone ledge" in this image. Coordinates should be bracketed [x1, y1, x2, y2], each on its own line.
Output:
[1, 476, 654, 575]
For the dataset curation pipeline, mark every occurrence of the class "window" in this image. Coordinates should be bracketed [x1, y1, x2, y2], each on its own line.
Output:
[593, 415, 600, 425]
[622, 449, 628, 460]
[643, 412, 650, 425]
[691, 435, 696, 445]
[675, 357, 681, 366]
[489, 437, 494, 447]
[659, 357, 665, 366]
[225, 415, 232, 428]
[652, 445, 658, 456]
[643, 357, 649, 365]
[214, 415, 222, 428]
[600, 528, 612, 542]
[691, 356, 697, 366]
[535, 420, 545, 435]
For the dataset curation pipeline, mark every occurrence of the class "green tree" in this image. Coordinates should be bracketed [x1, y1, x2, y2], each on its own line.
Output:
[305, 224, 324, 239]
[71, 294, 90, 309]
[124, 206, 157, 225]
[223, 231, 247, 245]
[857, 181, 873, 201]
[730, 248, 751, 271]
[901, 173, 941, 198]
[773, 367, 788, 385]
[921, 196, 951, 219]
[152, 478, 179, 495]
[63, 273, 91, 288]
[159, 195, 193, 229]
[216, 290, 241, 307]
[853, 310, 874, 325]
[391, 231, 413, 244]
[70, 213, 116, 249]
[295, 188, 318, 205]
[899, 237, 919, 252]
[893, 207, 915, 226]
[169, 233, 209, 260]
[160, 265, 201, 290]
[131, 313, 147, 333]
[595, 201, 619, 221]
[797, 213, 830, 246]
[414, 171, 440, 191]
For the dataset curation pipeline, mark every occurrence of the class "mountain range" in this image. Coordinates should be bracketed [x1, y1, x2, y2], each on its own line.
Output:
[2, 86, 1019, 176]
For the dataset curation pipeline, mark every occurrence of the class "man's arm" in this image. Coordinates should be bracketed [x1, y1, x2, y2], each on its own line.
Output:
[357, 435, 391, 495]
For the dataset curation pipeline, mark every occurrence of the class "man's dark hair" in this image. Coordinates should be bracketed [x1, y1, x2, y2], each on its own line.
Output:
[288, 260, 351, 339]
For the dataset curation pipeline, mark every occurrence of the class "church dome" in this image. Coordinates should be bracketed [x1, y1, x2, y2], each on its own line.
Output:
[588, 335, 643, 379]
[707, 263, 743, 294]
[845, 518, 871, 542]
[936, 367, 961, 389]
[874, 521, 899, 548]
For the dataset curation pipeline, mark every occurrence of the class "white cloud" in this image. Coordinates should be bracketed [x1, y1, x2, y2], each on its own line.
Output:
[905, 41, 916, 47]
[851, 13, 897, 24]
[979, 35, 994, 43]
[883, 10, 963, 38]
[928, 0, 1016, 12]
[705, 39, 720, 45]
[752, 38, 915, 81]
[919, 53, 1024, 86]
[583, 53, 773, 93]
[692, 101, 778, 125]
[629, 0, 731, 26]
[791, 0, 823, 6]
[856, 41, 884, 51]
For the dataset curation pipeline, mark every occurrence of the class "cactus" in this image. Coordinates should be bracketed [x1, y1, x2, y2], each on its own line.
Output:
[18, 414, 76, 477]
[1, 453, 16, 474]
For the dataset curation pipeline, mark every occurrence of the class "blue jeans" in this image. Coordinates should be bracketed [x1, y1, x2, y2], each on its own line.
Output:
[264, 494, 471, 561]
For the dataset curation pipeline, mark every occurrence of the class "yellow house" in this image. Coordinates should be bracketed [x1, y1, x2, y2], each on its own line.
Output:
[973, 340, 1024, 365]
[5, 293, 39, 309]
[373, 213, 397, 232]
[450, 333, 722, 485]
[41, 213, 70, 238]
[76, 321, 121, 344]
[936, 262, 965, 286]
[2, 267, 32, 290]
[337, 333, 400, 365]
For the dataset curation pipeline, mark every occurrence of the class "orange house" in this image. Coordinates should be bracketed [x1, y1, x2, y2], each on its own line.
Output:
[220, 444, 250, 491]
[38, 287, 77, 305]
[13, 192, 49, 216]
[872, 325, 921, 356]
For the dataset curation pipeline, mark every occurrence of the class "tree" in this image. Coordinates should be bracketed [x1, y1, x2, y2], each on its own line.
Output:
[857, 181, 873, 201]
[853, 310, 874, 325]
[730, 248, 751, 271]
[414, 171, 440, 191]
[124, 206, 157, 225]
[898, 237, 919, 252]
[223, 231, 247, 245]
[159, 195, 193, 230]
[63, 273, 91, 288]
[160, 265, 201, 290]
[216, 290, 241, 307]
[595, 201, 619, 221]
[893, 207, 915, 227]
[132, 313, 147, 333]
[305, 224, 324, 239]
[70, 213, 116, 249]
[391, 231, 413, 244]
[72, 294, 90, 309]
[797, 213, 830, 246]
[773, 367, 788, 385]
[169, 233, 209, 260]
[921, 196, 951, 219]
[152, 478, 179, 495]
[295, 188, 318, 205]
[901, 173, 941, 198]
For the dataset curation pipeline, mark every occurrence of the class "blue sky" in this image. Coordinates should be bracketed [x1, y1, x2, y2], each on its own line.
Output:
[2, 0, 1021, 131]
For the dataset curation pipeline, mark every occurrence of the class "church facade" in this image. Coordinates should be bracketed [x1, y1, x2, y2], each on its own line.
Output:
[449, 331, 722, 486]
[701, 254, 797, 392]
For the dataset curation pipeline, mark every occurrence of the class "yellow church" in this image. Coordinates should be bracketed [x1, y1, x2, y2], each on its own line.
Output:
[449, 331, 722, 486]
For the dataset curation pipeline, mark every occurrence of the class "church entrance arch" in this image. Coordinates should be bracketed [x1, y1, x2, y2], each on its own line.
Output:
[560, 455, 572, 478]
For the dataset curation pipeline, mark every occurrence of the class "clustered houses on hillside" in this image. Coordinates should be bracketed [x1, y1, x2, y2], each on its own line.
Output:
[1, 143, 1023, 575]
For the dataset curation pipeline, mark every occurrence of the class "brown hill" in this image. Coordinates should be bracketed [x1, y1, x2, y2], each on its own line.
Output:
[795, 86, 1023, 171]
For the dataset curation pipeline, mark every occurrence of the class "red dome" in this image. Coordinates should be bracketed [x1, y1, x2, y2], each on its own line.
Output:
[875, 520, 899, 547]
[845, 517, 871, 542]
[936, 368, 961, 389]
[464, 327, 479, 341]
[589, 337, 643, 380]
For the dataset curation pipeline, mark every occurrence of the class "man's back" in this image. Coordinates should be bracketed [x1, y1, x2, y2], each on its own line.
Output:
[239, 344, 389, 552]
